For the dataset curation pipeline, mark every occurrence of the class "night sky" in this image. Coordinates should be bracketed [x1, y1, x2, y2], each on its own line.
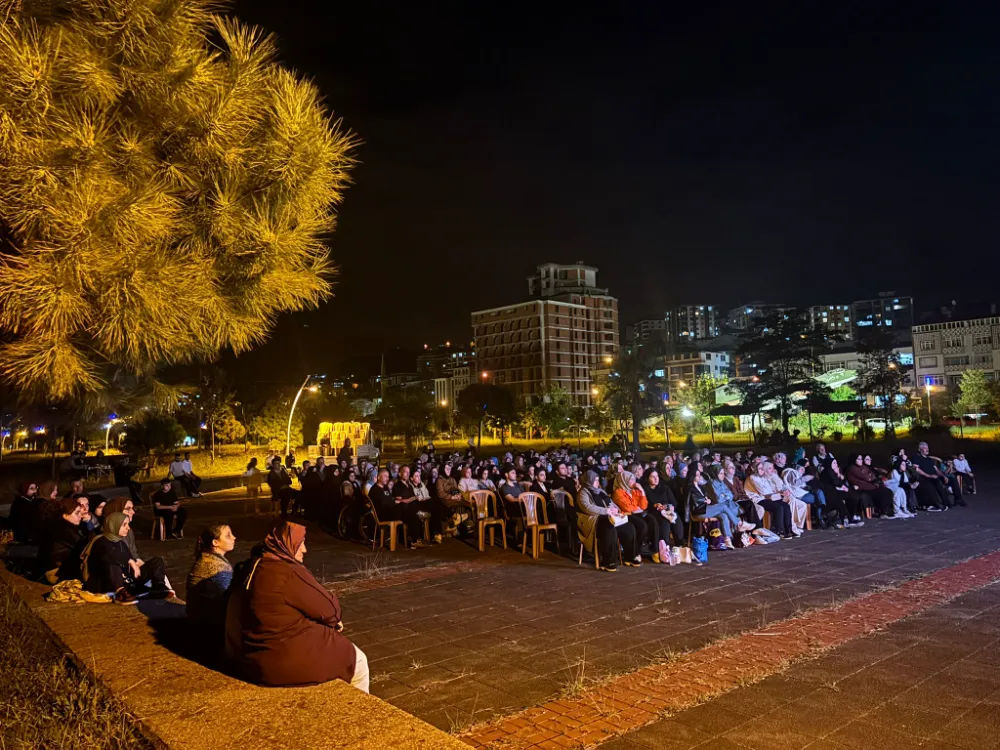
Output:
[230, 0, 1000, 380]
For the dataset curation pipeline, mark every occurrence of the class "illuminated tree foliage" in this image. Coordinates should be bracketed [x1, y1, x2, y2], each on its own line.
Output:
[0, 0, 356, 403]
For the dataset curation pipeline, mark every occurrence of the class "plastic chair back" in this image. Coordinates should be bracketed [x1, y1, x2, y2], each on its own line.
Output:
[518, 491, 548, 526]
[468, 489, 497, 519]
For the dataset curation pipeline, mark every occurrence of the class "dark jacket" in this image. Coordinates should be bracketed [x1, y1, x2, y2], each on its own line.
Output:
[42, 520, 89, 581]
[846, 465, 879, 492]
[9, 494, 38, 543]
[225, 555, 356, 687]
[84, 536, 133, 593]
[267, 466, 293, 494]
[643, 482, 677, 509]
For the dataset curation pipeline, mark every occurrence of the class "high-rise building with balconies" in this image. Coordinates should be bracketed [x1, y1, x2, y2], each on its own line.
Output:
[471, 263, 619, 406]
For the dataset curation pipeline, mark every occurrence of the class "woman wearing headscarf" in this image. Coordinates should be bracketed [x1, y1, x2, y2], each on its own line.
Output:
[82, 511, 170, 603]
[225, 520, 369, 692]
[610, 470, 648, 566]
[576, 470, 637, 572]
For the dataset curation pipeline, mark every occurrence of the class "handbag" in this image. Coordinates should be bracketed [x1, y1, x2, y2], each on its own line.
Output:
[691, 535, 709, 563]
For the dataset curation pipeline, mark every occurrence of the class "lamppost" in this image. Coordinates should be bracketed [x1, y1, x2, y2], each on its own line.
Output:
[441, 399, 454, 448]
[662, 394, 672, 450]
[286, 375, 320, 459]
[103, 414, 119, 452]
[925, 382, 933, 424]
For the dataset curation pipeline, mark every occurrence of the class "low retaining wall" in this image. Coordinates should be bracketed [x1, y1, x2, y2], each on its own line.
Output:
[0, 567, 468, 750]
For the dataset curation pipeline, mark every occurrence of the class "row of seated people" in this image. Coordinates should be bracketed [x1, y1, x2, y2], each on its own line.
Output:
[301, 439, 972, 571]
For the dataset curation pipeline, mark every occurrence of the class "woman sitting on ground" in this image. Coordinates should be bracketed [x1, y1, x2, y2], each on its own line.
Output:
[577, 470, 637, 572]
[103, 496, 170, 588]
[83, 512, 171, 604]
[611, 471, 648, 566]
[641, 469, 684, 564]
[225, 520, 369, 692]
[40, 497, 91, 584]
[187, 525, 237, 629]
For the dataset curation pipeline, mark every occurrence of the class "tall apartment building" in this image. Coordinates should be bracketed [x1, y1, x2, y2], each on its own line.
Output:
[471, 263, 619, 406]
[625, 317, 668, 343]
[725, 302, 792, 333]
[434, 363, 472, 408]
[852, 293, 914, 342]
[912, 312, 1000, 392]
[656, 351, 731, 400]
[808, 304, 854, 338]
[667, 305, 721, 341]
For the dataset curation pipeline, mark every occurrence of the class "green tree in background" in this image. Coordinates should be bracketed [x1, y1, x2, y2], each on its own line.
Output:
[677, 374, 727, 445]
[534, 385, 572, 437]
[737, 311, 836, 434]
[855, 329, 908, 438]
[377, 387, 432, 455]
[0, 0, 356, 404]
[250, 398, 301, 451]
[123, 413, 185, 456]
[956, 369, 990, 427]
[604, 344, 664, 453]
[457, 384, 516, 450]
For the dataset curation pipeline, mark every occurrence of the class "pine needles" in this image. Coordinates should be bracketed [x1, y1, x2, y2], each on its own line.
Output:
[0, 0, 357, 402]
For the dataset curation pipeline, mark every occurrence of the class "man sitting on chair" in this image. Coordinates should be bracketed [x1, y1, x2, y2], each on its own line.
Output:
[151, 478, 188, 539]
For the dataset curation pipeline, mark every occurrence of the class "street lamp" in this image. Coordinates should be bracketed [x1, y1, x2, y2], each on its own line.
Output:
[925, 382, 933, 423]
[104, 418, 122, 451]
[286, 376, 320, 458]
[480, 371, 489, 382]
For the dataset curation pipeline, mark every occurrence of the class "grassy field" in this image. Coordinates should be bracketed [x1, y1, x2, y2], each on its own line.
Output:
[0, 577, 152, 749]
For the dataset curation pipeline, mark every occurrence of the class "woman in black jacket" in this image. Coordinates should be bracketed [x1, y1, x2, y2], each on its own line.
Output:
[9, 481, 39, 543]
[83, 512, 170, 604]
[41, 497, 91, 584]
[641, 469, 685, 563]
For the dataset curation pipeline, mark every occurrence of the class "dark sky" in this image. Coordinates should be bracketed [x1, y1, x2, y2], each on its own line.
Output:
[230, 0, 1000, 379]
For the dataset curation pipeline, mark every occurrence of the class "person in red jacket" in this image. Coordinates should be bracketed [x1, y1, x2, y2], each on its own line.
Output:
[225, 520, 369, 691]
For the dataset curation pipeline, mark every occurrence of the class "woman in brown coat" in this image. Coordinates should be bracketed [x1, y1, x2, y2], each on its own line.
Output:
[225, 520, 369, 691]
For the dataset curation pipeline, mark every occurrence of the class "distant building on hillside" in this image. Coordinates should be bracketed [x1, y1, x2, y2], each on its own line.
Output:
[808, 304, 854, 338]
[912, 309, 1000, 393]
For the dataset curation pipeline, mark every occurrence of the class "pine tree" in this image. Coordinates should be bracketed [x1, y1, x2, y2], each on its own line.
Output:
[0, 0, 356, 403]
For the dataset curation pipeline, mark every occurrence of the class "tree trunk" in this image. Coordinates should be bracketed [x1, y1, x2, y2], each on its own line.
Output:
[210, 420, 216, 462]
[709, 414, 716, 446]
[477, 419, 482, 451]
[631, 405, 641, 454]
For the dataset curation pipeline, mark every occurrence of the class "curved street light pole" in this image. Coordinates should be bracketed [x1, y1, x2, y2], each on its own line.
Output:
[286, 375, 313, 459]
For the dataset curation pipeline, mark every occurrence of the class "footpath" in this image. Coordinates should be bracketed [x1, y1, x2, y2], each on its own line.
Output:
[0, 568, 468, 750]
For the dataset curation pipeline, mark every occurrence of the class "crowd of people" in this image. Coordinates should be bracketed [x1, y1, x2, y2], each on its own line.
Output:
[0, 437, 976, 696]
[239, 438, 974, 572]
[4, 478, 368, 693]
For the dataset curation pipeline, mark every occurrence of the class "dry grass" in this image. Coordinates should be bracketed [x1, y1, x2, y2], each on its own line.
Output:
[0, 578, 151, 749]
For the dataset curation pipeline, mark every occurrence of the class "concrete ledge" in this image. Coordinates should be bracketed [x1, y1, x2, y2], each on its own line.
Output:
[97, 474, 247, 502]
[1, 568, 469, 750]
